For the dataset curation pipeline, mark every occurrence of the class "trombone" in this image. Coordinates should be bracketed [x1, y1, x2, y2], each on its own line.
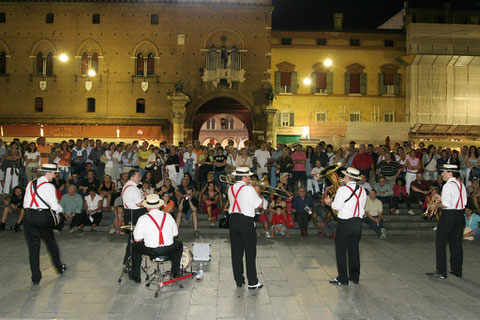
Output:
[218, 174, 290, 198]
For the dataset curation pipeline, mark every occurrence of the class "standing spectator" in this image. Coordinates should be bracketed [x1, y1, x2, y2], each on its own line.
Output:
[437, 150, 453, 175]
[305, 146, 314, 182]
[463, 205, 480, 240]
[0, 139, 6, 194]
[253, 143, 270, 180]
[121, 144, 138, 174]
[405, 150, 421, 194]
[422, 145, 438, 182]
[291, 144, 307, 192]
[59, 185, 84, 232]
[235, 148, 253, 170]
[291, 187, 314, 237]
[375, 176, 395, 215]
[58, 141, 72, 181]
[24, 142, 40, 182]
[105, 142, 119, 183]
[376, 153, 402, 187]
[311, 144, 329, 168]
[165, 146, 180, 184]
[3, 141, 22, 195]
[344, 141, 357, 167]
[183, 144, 198, 180]
[115, 144, 124, 174]
[213, 146, 227, 193]
[89, 140, 106, 180]
[269, 143, 284, 188]
[325, 144, 335, 166]
[137, 141, 151, 178]
[226, 147, 238, 175]
[352, 144, 374, 178]
[458, 146, 469, 183]
[332, 148, 345, 165]
[364, 189, 387, 238]
[71, 139, 87, 177]
[146, 147, 164, 186]
[78, 170, 100, 197]
[37, 137, 51, 165]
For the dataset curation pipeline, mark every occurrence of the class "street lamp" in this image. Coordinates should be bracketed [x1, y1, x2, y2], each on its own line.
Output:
[59, 53, 68, 62]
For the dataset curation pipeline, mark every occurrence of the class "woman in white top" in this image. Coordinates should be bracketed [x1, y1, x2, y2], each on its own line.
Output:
[235, 148, 253, 169]
[226, 147, 238, 174]
[183, 144, 198, 180]
[405, 150, 421, 194]
[105, 143, 119, 182]
[82, 186, 103, 231]
[24, 142, 40, 182]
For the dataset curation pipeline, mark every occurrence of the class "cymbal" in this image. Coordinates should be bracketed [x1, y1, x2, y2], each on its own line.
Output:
[120, 225, 135, 231]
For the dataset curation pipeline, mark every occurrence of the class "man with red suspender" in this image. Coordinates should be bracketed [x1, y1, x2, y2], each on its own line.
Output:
[228, 167, 263, 289]
[427, 164, 467, 279]
[23, 163, 66, 285]
[324, 167, 366, 286]
[130, 194, 182, 283]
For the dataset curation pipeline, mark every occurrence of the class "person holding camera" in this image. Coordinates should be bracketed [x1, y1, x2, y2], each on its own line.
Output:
[176, 186, 199, 237]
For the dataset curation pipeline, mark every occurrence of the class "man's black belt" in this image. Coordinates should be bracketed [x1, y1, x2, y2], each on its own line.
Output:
[27, 208, 50, 212]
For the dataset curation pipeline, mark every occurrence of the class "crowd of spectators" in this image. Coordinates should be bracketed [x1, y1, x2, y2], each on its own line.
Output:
[0, 137, 479, 240]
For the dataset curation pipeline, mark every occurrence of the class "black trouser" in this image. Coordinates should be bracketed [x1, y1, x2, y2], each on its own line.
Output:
[123, 208, 146, 264]
[79, 211, 102, 226]
[436, 209, 465, 276]
[57, 214, 83, 231]
[131, 240, 183, 278]
[229, 212, 258, 286]
[23, 209, 63, 283]
[295, 212, 311, 234]
[394, 194, 411, 210]
[335, 217, 362, 284]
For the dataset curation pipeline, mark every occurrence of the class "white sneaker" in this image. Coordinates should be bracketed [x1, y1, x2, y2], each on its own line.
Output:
[108, 227, 116, 235]
[53, 229, 60, 234]
[69, 226, 78, 233]
[408, 210, 415, 215]
[433, 226, 437, 231]
[395, 209, 400, 214]
[264, 232, 271, 238]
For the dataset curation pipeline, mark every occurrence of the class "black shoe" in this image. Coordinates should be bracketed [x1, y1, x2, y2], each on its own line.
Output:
[59, 264, 67, 274]
[0, 222, 5, 231]
[32, 281, 40, 285]
[449, 271, 462, 278]
[329, 278, 348, 286]
[350, 279, 359, 284]
[426, 271, 446, 279]
[128, 272, 141, 283]
[248, 283, 263, 290]
[13, 223, 20, 232]
[236, 279, 246, 288]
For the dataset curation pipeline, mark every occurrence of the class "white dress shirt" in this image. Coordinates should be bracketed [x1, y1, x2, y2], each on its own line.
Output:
[331, 181, 367, 219]
[24, 176, 63, 213]
[134, 209, 178, 248]
[228, 181, 262, 218]
[441, 177, 467, 210]
[122, 180, 144, 209]
[85, 194, 102, 213]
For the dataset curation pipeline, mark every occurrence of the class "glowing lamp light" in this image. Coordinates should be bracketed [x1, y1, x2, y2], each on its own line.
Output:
[116, 129, 120, 138]
[303, 78, 312, 85]
[59, 53, 68, 62]
[88, 69, 96, 77]
[324, 58, 333, 67]
[302, 126, 310, 138]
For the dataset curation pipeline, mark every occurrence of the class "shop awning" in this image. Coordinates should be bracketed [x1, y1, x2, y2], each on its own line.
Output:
[410, 124, 480, 136]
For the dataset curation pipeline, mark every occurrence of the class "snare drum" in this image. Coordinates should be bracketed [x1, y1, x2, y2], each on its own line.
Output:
[181, 246, 193, 271]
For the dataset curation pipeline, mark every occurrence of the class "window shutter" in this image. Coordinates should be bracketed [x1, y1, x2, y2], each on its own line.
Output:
[290, 113, 295, 126]
[394, 73, 401, 96]
[327, 72, 333, 95]
[277, 113, 281, 127]
[310, 72, 317, 94]
[378, 73, 386, 96]
[274, 71, 281, 93]
[360, 73, 367, 95]
[291, 72, 298, 94]
[344, 72, 350, 95]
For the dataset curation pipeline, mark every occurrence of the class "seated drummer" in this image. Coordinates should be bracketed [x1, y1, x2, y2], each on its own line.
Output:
[130, 194, 183, 283]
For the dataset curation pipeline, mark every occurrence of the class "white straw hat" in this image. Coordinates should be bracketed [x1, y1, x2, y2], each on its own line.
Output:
[142, 194, 165, 209]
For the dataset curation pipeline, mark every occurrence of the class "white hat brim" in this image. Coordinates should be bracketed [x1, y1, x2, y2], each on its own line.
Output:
[142, 199, 165, 209]
[341, 170, 361, 180]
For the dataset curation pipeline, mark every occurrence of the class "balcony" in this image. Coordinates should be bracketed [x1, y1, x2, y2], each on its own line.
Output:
[202, 68, 246, 88]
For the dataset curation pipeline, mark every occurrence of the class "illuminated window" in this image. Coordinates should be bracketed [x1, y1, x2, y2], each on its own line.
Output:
[80, 52, 99, 76]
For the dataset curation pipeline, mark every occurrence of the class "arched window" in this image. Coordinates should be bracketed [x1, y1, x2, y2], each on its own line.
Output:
[0, 51, 6, 75]
[46, 52, 53, 76]
[35, 97, 43, 112]
[136, 98, 145, 113]
[147, 53, 154, 76]
[136, 53, 144, 77]
[36, 52, 43, 75]
[229, 119, 235, 129]
[81, 52, 88, 75]
[230, 46, 239, 71]
[92, 52, 98, 73]
[87, 98, 95, 112]
[208, 46, 217, 70]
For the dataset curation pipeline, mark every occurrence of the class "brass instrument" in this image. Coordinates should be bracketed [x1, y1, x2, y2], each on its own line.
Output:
[219, 174, 289, 198]
[317, 163, 344, 216]
[424, 194, 441, 218]
[219, 174, 236, 185]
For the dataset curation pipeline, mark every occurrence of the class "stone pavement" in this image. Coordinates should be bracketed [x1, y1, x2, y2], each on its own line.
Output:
[0, 231, 479, 320]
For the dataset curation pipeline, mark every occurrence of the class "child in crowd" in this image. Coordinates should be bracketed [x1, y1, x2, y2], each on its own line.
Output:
[271, 206, 290, 238]
[113, 206, 125, 235]
[308, 160, 324, 197]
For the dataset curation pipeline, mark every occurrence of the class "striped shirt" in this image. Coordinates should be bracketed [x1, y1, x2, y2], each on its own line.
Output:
[377, 160, 401, 177]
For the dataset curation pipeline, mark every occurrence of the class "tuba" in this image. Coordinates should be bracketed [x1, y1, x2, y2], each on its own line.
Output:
[318, 163, 344, 216]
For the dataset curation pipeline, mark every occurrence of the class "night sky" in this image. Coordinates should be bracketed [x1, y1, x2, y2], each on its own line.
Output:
[272, 0, 480, 31]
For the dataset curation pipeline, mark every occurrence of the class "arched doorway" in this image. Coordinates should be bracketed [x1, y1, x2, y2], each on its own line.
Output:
[199, 114, 249, 148]
[192, 97, 253, 142]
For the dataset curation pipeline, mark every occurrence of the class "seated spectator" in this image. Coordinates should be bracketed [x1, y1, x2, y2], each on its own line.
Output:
[52, 172, 66, 195]
[422, 187, 441, 222]
[431, 173, 445, 190]
[357, 174, 372, 192]
[66, 171, 82, 190]
[376, 153, 402, 187]
[59, 185, 84, 232]
[155, 171, 178, 190]
[160, 192, 175, 216]
[141, 180, 155, 198]
[141, 171, 154, 185]
[99, 174, 115, 212]
[201, 181, 221, 227]
[200, 172, 220, 194]
[410, 172, 431, 206]
[271, 206, 290, 238]
[114, 172, 129, 199]
[0, 186, 25, 232]
[393, 177, 412, 215]
[312, 209, 335, 239]
[78, 170, 100, 197]
[308, 160, 324, 197]
[464, 205, 480, 240]
[375, 176, 395, 215]
[291, 187, 314, 237]
[80, 186, 103, 231]
[177, 186, 199, 236]
[364, 189, 387, 238]
[467, 178, 480, 212]
[352, 143, 374, 178]
[109, 196, 124, 234]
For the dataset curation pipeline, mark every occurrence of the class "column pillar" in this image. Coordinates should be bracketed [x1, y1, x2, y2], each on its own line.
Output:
[265, 105, 278, 145]
[168, 93, 190, 145]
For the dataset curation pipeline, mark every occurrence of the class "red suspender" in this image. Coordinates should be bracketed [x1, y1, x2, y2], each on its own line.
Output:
[121, 185, 133, 209]
[452, 181, 464, 209]
[231, 185, 246, 212]
[147, 213, 167, 246]
[29, 181, 48, 208]
[345, 185, 362, 217]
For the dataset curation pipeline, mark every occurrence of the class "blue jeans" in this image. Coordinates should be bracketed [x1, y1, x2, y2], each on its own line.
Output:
[363, 217, 384, 237]
[59, 166, 71, 181]
[270, 167, 278, 188]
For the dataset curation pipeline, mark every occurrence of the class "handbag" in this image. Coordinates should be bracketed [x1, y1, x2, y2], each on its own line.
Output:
[33, 180, 60, 226]
[218, 212, 230, 229]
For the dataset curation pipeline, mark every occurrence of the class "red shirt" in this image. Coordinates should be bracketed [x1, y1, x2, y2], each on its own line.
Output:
[393, 184, 407, 196]
[272, 214, 286, 225]
[352, 153, 373, 170]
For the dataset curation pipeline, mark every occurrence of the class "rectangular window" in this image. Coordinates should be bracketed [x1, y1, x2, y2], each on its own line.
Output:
[92, 13, 100, 24]
[46, 13, 54, 24]
[136, 99, 145, 113]
[87, 98, 96, 112]
[229, 119, 235, 129]
[349, 112, 360, 122]
[317, 38, 327, 46]
[281, 38, 291, 45]
[350, 73, 360, 94]
[151, 14, 159, 25]
[35, 97, 43, 112]
[0, 12, 5, 23]
[221, 118, 227, 130]
[280, 72, 291, 93]
[315, 112, 326, 122]
[316, 72, 327, 92]
[384, 113, 394, 122]
[280, 113, 291, 127]
[384, 73, 394, 85]
[384, 39, 394, 47]
[350, 39, 360, 46]
[210, 119, 216, 130]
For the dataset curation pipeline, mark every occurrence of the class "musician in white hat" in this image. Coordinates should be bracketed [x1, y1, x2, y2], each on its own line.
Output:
[228, 167, 263, 289]
[23, 163, 66, 285]
[427, 164, 467, 279]
[324, 167, 367, 285]
[129, 194, 182, 283]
